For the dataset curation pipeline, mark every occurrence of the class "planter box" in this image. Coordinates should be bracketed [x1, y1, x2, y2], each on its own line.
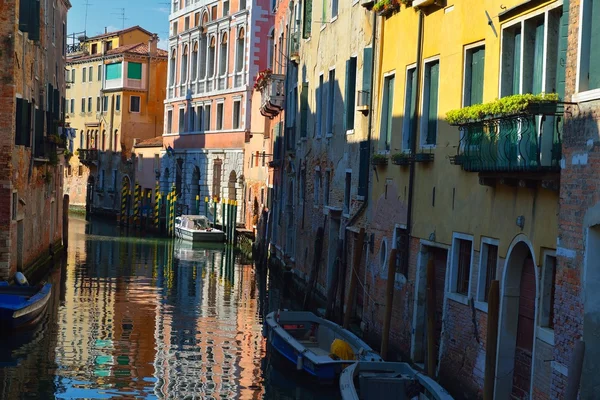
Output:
[391, 156, 412, 166]
[371, 157, 389, 166]
[414, 153, 434, 163]
[377, 3, 400, 16]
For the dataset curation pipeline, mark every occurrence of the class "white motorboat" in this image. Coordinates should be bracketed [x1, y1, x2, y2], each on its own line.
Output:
[174, 215, 225, 243]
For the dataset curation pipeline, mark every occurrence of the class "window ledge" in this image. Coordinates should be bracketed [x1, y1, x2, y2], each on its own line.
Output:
[474, 301, 488, 313]
[325, 133, 333, 138]
[537, 326, 554, 345]
[447, 292, 469, 306]
[572, 88, 600, 103]
[320, 24, 327, 32]
[346, 129, 355, 135]
[330, 16, 338, 23]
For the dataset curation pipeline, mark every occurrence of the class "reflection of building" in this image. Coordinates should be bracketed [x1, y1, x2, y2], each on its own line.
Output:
[160, 0, 273, 222]
[0, 0, 71, 281]
[64, 26, 167, 208]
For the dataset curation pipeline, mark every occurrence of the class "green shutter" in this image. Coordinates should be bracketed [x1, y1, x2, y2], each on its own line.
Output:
[532, 20, 545, 94]
[358, 140, 368, 197]
[29, 0, 40, 41]
[303, 0, 312, 38]
[427, 62, 439, 145]
[362, 47, 373, 93]
[19, 0, 32, 33]
[589, 0, 600, 89]
[555, 1, 569, 99]
[408, 69, 417, 144]
[386, 76, 395, 148]
[106, 63, 122, 80]
[127, 62, 142, 80]
[345, 58, 357, 131]
[469, 47, 485, 105]
[512, 29, 522, 95]
[300, 82, 309, 138]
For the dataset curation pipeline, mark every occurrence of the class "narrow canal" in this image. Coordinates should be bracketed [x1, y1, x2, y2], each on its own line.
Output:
[0, 216, 340, 399]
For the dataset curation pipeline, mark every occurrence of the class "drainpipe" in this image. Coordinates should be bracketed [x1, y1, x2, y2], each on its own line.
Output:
[404, 10, 424, 276]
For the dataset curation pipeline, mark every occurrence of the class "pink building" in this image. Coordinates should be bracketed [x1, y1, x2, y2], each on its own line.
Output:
[161, 0, 273, 219]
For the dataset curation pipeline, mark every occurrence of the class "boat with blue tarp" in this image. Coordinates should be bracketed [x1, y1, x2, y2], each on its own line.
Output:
[0, 282, 52, 331]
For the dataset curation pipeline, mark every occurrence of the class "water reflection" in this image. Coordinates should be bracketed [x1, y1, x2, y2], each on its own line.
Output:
[0, 216, 339, 399]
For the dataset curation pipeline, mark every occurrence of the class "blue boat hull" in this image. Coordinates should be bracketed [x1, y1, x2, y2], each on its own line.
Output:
[0, 283, 52, 331]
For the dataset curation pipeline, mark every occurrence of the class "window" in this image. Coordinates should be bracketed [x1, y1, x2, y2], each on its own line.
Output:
[216, 103, 224, 130]
[402, 67, 417, 151]
[451, 234, 473, 297]
[88, 66, 93, 81]
[78, 165, 83, 176]
[579, 0, 600, 93]
[70, 99, 74, 114]
[195, 105, 203, 131]
[421, 59, 439, 146]
[463, 45, 485, 106]
[199, 35, 207, 79]
[167, 110, 173, 134]
[236, 30, 245, 73]
[103, 96, 108, 112]
[233, 100, 241, 129]
[219, 34, 228, 76]
[184, 16, 190, 31]
[314, 169, 321, 205]
[223, 0, 229, 15]
[127, 62, 142, 80]
[172, 21, 178, 36]
[106, 62, 122, 80]
[191, 42, 198, 81]
[80, 130, 84, 149]
[316, 74, 324, 137]
[381, 74, 395, 151]
[71, 69, 75, 83]
[12, 192, 17, 220]
[477, 239, 498, 303]
[181, 45, 188, 83]
[326, 69, 335, 135]
[194, 12, 200, 26]
[91, 43, 97, 54]
[323, 170, 330, 206]
[116, 95, 121, 111]
[240, 0, 246, 10]
[300, 83, 309, 138]
[332, 0, 338, 19]
[179, 108, 185, 133]
[98, 65, 102, 81]
[208, 37, 216, 77]
[541, 254, 557, 329]
[345, 57, 357, 131]
[344, 172, 351, 214]
[96, 96, 100, 112]
[322, 0, 328, 24]
[104, 41, 113, 52]
[169, 49, 177, 86]
[82, 67, 86, 82]
[130, 96, 140, 113]
[81, 98, 85, 113]
[205, 104, 211, 130]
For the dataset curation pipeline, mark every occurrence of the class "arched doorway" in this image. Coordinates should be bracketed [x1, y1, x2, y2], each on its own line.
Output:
[191, 166, 200, 214]
[496, 236, 538, 400]
[228, 171, 237, 200]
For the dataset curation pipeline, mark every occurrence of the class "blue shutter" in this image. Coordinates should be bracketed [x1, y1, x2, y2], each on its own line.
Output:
[426, 62, 439, 145]
[589, 0, 600, 89]
[362, 47, 373, 94]
[532, 20, 545, 94]
[555, 1, 569, 99]
[386, 76, 395, 148]
[512, 29, 522, 94]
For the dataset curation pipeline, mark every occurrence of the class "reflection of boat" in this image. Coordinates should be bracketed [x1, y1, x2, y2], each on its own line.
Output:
[0, 282, 52, 330]
[339, 362, 454, 400]
[265, 311, 382, 381]
[174, 239, 224, 263]
[175, 215, 224, 242]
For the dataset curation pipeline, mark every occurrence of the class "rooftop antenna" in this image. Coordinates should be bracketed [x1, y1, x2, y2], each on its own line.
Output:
[111, 8, 128, 30]
[83, 0, 92, 34]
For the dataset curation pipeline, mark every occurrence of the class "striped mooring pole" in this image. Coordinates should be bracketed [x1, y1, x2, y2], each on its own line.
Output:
[154, 192, 161, 230]
[196, 195, 200, 215]
[166, 191, 171, 236]
[204, 197, 209, 219]
[133, 183, 141, 229]
[221, 198, 226, 233]
[120, 181, 128, 227]
[171, 194, 177, 237]
[213, 197, 217, 227]
[232, 200, 238, 244]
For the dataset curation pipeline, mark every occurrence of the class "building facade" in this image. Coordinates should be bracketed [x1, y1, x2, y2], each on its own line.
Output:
[0, 0, 71, 280]
[64, 26, 167, 213]
[161, 0, 273, 221]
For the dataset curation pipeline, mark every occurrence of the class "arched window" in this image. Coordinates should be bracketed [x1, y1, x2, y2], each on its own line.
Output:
[199, 33, 207, 79]
[235, 28, 245, 73]
[169, 48, 176, 86]
[267, 28, 274, 70]
[181, 44, 189, 83]
[219, 32, 228, 77]
[208, 36, 216, 78]
[191, 41, 199, 81]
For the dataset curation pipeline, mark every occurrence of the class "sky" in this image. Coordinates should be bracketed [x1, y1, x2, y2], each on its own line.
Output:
[67, 0, 171, 49]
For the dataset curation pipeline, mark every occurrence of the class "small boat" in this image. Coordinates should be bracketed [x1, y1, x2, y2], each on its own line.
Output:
[264, 310, 382, 381]
[175, 215, 225, 242]
[0, 282, 52, 331]
[339, 362, 454, 400]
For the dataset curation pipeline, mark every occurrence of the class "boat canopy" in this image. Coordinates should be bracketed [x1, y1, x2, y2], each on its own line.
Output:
[180, 215, 211, 230]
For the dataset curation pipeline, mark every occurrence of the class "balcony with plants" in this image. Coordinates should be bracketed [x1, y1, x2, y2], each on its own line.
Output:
[255, 69, 285, 119]
[447, 93, 565, 187]
[78, 148, 99, 166]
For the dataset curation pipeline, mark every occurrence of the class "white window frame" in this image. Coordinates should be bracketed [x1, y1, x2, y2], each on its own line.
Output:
[448, 232, 475, 305]
[166, 108, 174, 135]
[575, 0, 600, 102]
[130, 95, 141, 113]
[402, 63, 417, 152]
[178, 106, 186, 133]
[216, 100, 225, 130]
[475, 237, 499, 312]
[462, 41, 486, 107]
[232, 98, 242, 130]
[419, 55, 440, 149]
[380, 70, 396, 153]
[537, 249, 556, 345]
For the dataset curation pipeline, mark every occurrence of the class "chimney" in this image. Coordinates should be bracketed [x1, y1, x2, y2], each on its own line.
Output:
[149, 34, 158, 56]
[105, 27, 107, 34]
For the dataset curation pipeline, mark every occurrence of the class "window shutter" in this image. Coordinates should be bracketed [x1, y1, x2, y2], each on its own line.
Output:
[127, 62, 143, 79]
[532, 20, 545, 94]
[555, 2, 569, 99]
[589, 0, 600, 89]
[302, 0, 312, 38]
[34, 109, 45, 157]
[29, 0, 40, 41]
[345, 58, 357, 131]
[19, 0, 32, 33]
[512, 29, 522, 95]
[386, 76, 395, 147]
[300, 82, 308, 138]
[426, 62, 439, 145]
[470, 48, 485, 105]
[357, 140, 368, 197]
[362, 47, 373, 94]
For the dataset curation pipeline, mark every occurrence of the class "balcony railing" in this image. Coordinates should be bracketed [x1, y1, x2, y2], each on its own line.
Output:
[451, 107, 564, 174]
[289, 31, 300, 63]
[259, 74, 285, 119]
[78, 149, 99, 166]
[234, 73, 244, 88]
[218, 76, 227, 91]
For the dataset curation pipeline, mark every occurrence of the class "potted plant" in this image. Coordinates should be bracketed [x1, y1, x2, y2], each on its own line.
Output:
[373, 0, 400, 16]
[63, 149, 73, 163]
[254, 68, 273, 91]
[391, 152, 412, 166]
[371, 153, 389, 166]
[414, 151, 434, 162]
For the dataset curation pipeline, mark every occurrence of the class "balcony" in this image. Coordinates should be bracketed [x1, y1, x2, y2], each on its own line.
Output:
[258, 73, 285, 119]
[449, 102, 565, 188]
[289, 31, 300, 64]
[78, 149, 99, 166]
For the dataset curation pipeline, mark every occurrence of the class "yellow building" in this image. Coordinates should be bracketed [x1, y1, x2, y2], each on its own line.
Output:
[64, 26, 168, 206]
[365, 0, 566, 398]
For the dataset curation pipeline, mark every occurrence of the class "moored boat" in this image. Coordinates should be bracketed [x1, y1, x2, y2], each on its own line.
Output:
[264, 310, 382, 381]
[0, 283, 52, 331]
[339, 361, 454, 400]
[175, 215, 225, 242]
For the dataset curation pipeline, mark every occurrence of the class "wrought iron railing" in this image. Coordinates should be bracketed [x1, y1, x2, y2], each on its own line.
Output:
[452, 112, 563, 173]
[260, 74, 285, 118]
[78, 149, 99, 165]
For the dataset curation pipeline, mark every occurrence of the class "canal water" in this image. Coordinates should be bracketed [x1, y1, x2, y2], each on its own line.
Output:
[0, 216, 340, 399]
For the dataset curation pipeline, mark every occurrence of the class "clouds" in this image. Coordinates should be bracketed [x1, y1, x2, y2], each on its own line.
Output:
[153, 7, 170, 13]
[157, 37, 168, 50]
